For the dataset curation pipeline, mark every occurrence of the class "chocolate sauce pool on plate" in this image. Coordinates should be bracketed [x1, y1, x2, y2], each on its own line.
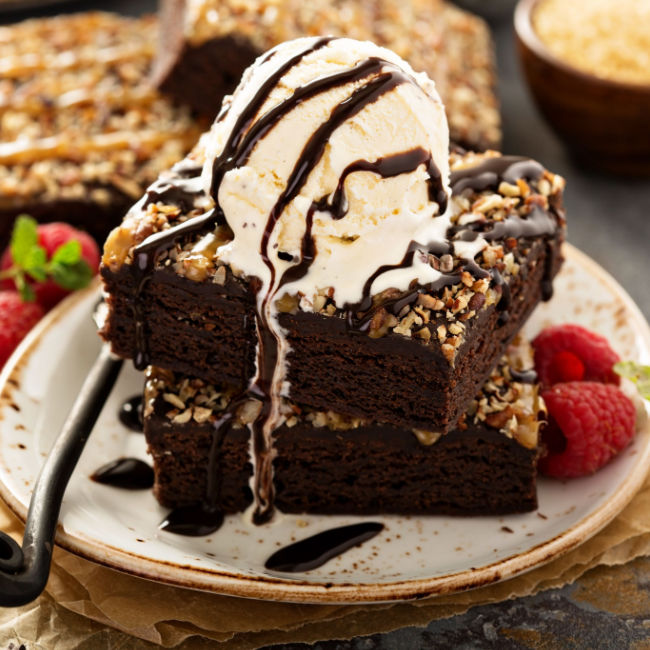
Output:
[159, 504, 224, 537]
[119, 395, 143, 432]
[91, 458, 154, 490]
[265, 522, 384, 572]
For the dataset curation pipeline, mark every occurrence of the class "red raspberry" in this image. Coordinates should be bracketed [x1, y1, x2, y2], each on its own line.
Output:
[533, 324, 620, 388]
[1, 222, 100, 311]
[0, 291, 44, 368]
[539, 382, 636, 478]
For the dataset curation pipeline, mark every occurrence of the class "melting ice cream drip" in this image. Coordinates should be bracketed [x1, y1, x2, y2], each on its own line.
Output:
[203, 37, 452, 523]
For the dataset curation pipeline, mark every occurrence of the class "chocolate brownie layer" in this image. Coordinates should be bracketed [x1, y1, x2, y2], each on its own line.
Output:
[100, 150, 565, 433]
[0, 12, 205, 249]
[143, 346, 542, 516]
[103, 236, 558, 433]
[148, 422, 538, 515]
[153, 0, 501, 151]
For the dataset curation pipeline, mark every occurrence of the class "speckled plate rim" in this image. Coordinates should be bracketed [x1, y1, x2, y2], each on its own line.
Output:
[1, 243, 650, 604]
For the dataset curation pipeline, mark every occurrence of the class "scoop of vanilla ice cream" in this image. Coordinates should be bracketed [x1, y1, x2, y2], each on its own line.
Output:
[202, 36, 451, 308]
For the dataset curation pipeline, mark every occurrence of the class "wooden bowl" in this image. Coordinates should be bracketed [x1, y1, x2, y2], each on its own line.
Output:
[515, 0, 650, 175]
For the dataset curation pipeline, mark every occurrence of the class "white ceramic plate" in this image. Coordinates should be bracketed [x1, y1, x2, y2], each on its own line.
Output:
[0, 244, 649, 604]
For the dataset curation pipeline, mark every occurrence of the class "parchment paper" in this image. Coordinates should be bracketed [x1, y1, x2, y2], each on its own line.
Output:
[2, 471, 650, 649]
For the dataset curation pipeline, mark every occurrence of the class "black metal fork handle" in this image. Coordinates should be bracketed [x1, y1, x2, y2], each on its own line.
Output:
[0, 344, 123, 607]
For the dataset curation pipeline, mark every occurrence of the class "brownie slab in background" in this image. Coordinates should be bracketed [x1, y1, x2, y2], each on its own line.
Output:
[0, 12, 206, 250]
[100, 149, 565, 434]
[143, 342, 542, 516]
[154, 0, 502, 151]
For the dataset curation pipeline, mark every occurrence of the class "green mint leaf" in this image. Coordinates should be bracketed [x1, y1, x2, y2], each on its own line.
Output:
[14, 273, 35, 302]
[49, 259, 93, 291]
[50, 240, 81, 266]
[10, 215, 38, 267]
[614, 361, 650, 401]
[22, 246, 47, 282]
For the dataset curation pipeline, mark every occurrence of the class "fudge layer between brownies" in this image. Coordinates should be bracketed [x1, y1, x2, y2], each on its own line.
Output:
[144, 340, 543, 516]
[0, 12, 205, 248]
[100, 37, 565, 522]
[154, 0, 501, 151]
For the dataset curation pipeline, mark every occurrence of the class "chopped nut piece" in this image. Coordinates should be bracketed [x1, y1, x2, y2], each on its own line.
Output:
[213, 265, 227, 285]
[172, 408, 193, 424]
[275, 292, 299, 314]
[417, 294, 438, 309]
[441, 342, 455, 361]
[238, 399, 263, 425]
[312, 294, 327, 312]
[498, 181, 520, 197]
[473, 193, 504, 213]
[415, 326, 432, 342]
[412, 429, 442, 446]
[467, 292, 486, 312]
[440, 254, 454, 273]
[193, 406, 213, 423]
[163, 392, 185, 409]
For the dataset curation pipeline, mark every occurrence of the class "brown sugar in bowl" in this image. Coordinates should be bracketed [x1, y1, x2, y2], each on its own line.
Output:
[515, 0, 650, 175]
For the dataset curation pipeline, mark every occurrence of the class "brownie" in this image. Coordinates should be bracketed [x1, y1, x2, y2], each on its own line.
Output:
[143, 343, 542, 516]
[153, 0, 501, 151]
[0, 12, 206, 249]
[100, 149, 566, 434]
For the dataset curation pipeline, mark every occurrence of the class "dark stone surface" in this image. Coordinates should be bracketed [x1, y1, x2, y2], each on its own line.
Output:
[265, 556, 650, 649]
[2, 2, 648, 648]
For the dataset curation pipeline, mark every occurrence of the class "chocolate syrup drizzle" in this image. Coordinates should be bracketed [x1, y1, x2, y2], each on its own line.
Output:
[509, 368, 538, 384]
[314, 147, 448, 221]
[265, 522, 384, 573]
[130, 38, 335, 371]
[240, 64, 419, 524]
[451, 154, 560, 303]
[143, 175, 204, 213]
[91, 458, 154, 490]
[339, 155, 556, 325]
[130, 162, 213, 370]
[119, 395, 143, 432]
[159, 407, 239, 535]
[450, 156, 544, 195]
[125, 40, 561, 535]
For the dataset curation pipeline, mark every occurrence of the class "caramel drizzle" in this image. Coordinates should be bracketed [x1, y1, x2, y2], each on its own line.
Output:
[0, 86, 160, 117]
[0, 129, 202, 166]
[0, 43, 155, 79]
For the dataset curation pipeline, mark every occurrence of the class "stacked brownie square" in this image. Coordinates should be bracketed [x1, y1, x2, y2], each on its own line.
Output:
[101, 138, 565, 521]
[97, 3, 566, 527]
